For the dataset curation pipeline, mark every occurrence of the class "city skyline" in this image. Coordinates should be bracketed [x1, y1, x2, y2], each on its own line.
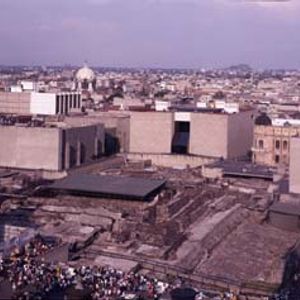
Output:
[0, 0, 300, 69]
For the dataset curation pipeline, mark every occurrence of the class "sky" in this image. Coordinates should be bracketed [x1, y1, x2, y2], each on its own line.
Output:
[0, 0, 299, 69]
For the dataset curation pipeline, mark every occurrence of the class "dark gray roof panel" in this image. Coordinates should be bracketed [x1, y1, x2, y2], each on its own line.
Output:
[49, 174, 166, 200]
[206, 160, 274, 180]
[269, 202, 300, 217]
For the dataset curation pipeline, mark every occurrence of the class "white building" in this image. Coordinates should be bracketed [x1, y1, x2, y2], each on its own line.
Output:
[21, 81, 38, 92]
[30, 92, 82, 115]
[0, 92, 82, 116]
[155, 100, 170, 112]
[272, 118, 300, 127]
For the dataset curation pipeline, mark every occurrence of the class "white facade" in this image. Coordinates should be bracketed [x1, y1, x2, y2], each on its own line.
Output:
[196, 100, 239, 114]
[21, 81, 37, 92]
[10, 86, 23, 93]
[29, 92, 81, 115]
[272, 118, 300, 127]
[214, 100, 239, 114]
[30, 93, 57, 115]
[196, 102, 208, 109]
[174, 112, 191, 122]
[155, 100, 170, 112]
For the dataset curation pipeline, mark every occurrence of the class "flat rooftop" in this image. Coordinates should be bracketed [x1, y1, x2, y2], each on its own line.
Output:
[46, 174, 166, 201]
[269, 202, 300, 217]
[206, 160, 274, 180]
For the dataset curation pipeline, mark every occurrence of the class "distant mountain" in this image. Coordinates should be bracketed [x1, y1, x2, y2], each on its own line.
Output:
[227, 64, 252, 73]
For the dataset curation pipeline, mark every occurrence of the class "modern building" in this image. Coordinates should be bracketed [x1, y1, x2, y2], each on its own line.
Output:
[289, 137, 300, 194]
[65, 111, 131, 154]
[0, 121, 104, 171]
[129, 108, 254, 159]
[252, 113, 300, 166]
[0, 92, 81, 116]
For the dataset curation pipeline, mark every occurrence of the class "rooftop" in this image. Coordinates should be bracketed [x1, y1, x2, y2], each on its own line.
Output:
[206, 160, 274, 180]
[46, 174, 166, 201]
[269, 202, 300, 217]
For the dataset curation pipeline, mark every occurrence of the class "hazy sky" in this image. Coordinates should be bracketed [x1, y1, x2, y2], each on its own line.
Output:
[0, 0, 299, 68]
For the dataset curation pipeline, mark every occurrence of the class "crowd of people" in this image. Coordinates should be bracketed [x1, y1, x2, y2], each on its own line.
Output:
[0, 235, 174, 299]
[0, 235, 274, 300]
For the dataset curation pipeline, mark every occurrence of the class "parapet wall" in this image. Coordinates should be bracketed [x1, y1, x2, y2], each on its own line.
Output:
[125, 153, 216, 168]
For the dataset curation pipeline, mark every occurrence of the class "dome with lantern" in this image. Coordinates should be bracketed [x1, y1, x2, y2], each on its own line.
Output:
[75, 63, 96, 92]
[76, 64, 96, 82]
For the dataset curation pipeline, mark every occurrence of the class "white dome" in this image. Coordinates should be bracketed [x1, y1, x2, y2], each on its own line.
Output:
[76, 65, 96, 82]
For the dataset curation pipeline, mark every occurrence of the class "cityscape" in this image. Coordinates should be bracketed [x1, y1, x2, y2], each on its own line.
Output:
[1, 0, 300, 299]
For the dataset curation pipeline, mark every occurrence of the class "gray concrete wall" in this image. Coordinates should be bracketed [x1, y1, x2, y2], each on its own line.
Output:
[0, 92, 31, 114]
[290, 137, 300, 194]
[189, 113, 228, 158]
[0, 126, 61, 170]
[66, 113, 130, 153]
[227, 110, 254, 159]
[129, 112, 174, 154]
[64, 124, 105, 169]
[0, 124, 105, 171]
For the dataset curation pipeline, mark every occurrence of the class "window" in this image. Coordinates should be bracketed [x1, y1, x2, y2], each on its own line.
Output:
[80, 143, 86, 164]
[283, 140, 288, 151]
[258, 140, 264, 149]
[70, 95, 73, 109]
[275, 140, 280, 150]
[78, 95, 81, 108]
[65, 96, 69, 114]
[60, 97, 64, 114]
[275, 155, 280, 164]
[55, 96, 60, 114]
[69, 146, 77, 168]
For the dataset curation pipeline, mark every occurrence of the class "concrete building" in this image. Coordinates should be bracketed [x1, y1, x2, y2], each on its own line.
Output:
[252, 114, 300, 166]
[0, 92, 81, 116]
[289, 137, 300, 194]
[65, 111, 130, 154]
[129, 109, 254, 159]
[0, 122, 104, 171]
[0, 92, 31, 114]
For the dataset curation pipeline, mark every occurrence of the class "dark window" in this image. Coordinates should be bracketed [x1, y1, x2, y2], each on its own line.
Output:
[275, 140, 280, 150]
[65, 96, 68, 114]
[56, 96, 60, 114]
[275, 155, 280, 164]
[258, 140, 264, 149]
[69, 146, 77, 168]
[61, 129, 66, 170]
[171, 121, 190, 154]
[80, 143, 86, 164]
[283, 140, 288, 151]
[77, 95, 81, 108]
[60, 98, 64, 114]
